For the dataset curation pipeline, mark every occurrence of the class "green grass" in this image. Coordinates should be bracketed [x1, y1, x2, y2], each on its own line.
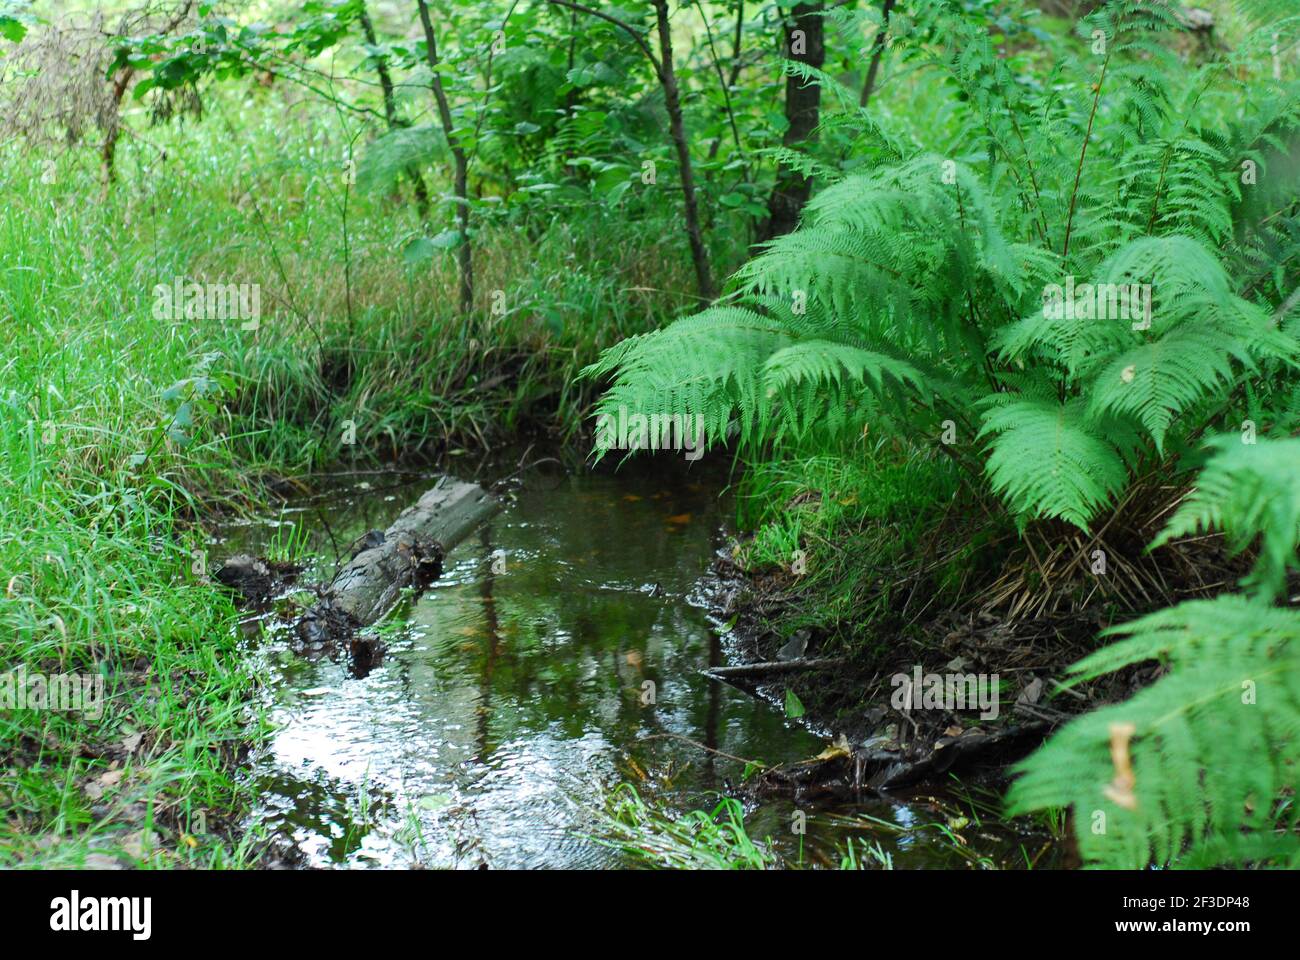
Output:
[731, 439, 994, 652]
[0, 88, 696, 865]
[592, 784, 775, 870]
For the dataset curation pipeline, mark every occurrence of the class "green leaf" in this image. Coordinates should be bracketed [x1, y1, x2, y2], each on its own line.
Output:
[402, 230, 459, 267]
[0, 16, 27, 44]
[784, 689, 805, 719]
[979, 398, 1128, 531]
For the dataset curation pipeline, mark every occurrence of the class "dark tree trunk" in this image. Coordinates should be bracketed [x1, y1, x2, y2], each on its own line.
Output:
[761, 1, 824, 242]
[859, 0, 896, 108]
[415, 0, 473, 314]
[652, 0, 715, 301]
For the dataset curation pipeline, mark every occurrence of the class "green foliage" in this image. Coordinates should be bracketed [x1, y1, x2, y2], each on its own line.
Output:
[1011, 435, 1300, 867]
[1154, 435, 1300, 600]
[590, 2, 1300, 534]
[357, 124, 446, 193]
[1007, 592, 1300, 869]
[594, 784, 773, 870]
[583, 0, 1300, 870]
[0, 0, 32, 45]
[978, 398, 1129, 529]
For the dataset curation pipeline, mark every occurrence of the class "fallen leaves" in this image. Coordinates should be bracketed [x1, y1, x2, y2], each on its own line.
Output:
[813, 734, 852, 762]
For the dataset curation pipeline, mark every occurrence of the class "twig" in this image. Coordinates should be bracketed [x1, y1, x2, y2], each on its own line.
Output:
[705, 657, 848, 679]
[639, 733, 765, 768]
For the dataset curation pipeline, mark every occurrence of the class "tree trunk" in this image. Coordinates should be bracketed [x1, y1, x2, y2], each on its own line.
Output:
[360, 1, 431, 225]
[652, 0, 715, 301]
[296, 478, 501, 642]
[859, 0, 896, 108]
[415, 0, 473, 314]
[761, 1, 824, 242]
[101, 67, 133, 188]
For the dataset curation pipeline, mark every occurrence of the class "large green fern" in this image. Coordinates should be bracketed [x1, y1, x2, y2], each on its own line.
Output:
[587, 3, 1300, 531]
[1009, 436, 1300, 867]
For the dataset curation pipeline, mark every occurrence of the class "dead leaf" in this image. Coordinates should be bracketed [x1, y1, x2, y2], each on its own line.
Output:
[1103, 721, 1138, 810]
[813, 734, 852, 761]
[1017, 676, 1044, 705]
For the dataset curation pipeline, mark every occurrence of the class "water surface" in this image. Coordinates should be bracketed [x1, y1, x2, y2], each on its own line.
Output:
[216, 461, 1061, 869]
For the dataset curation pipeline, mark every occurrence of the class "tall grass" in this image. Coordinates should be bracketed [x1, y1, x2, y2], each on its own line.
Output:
[0, 86, 696, 864]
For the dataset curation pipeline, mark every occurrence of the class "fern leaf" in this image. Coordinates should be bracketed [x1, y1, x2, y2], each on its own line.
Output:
[1007, 595, 1300, 868]
[1153, 436, 1300, 600]
[979, 398, 1127, 530]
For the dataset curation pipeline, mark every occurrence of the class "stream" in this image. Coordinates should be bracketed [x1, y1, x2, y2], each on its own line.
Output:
[214, 458, 1062, 869]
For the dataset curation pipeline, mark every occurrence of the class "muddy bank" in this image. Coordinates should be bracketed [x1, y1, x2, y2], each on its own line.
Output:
[705, 532, 1251, 803]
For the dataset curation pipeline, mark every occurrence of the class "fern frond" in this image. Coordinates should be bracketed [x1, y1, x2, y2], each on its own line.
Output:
[1085, 323, 1244, 452]
[357, 124, 444, 193]
[978, 398, 1128, 530]
[1153, 436, 1300, 600]
[1007, 595, 1300, 868]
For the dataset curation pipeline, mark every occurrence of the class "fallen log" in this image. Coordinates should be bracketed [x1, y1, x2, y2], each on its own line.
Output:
[295, 477, 501, 651]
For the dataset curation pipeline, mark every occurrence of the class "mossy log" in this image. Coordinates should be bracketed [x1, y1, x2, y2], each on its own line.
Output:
[296, 478, 500, 646]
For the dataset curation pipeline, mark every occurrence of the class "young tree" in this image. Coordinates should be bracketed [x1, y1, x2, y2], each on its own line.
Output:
[762, 1, 823, 240]
[415, 0, 474, 314]
[547, 0, 715, 300]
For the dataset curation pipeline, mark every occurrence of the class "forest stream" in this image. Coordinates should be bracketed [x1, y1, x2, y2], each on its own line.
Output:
[213, 460, 1062, 869]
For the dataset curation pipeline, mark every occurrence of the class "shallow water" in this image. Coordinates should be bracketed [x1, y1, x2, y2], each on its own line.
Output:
[215, 460, 1062, 869]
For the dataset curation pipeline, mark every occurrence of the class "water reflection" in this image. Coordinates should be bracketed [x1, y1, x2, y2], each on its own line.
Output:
[222, 463, 1059, 869]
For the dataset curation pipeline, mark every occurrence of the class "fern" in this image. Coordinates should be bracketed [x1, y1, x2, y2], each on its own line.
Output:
[1011, 436, 1300, 867]
[357, 124, 445, 193]
[1153, 435, 1300, 600]
[1006, 594, 1300, 869]
[588, 4, 1300, 534]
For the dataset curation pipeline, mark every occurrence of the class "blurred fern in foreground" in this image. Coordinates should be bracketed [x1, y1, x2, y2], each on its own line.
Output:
[1009, 437, 1300, 868]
